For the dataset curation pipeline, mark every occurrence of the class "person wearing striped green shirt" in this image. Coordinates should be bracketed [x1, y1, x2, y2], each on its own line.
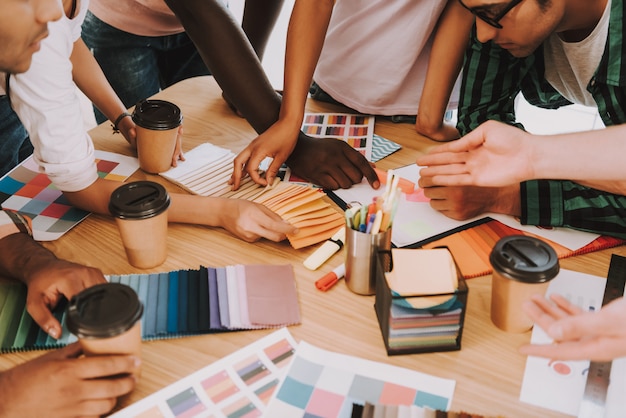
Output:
[418, 0, 626, 239]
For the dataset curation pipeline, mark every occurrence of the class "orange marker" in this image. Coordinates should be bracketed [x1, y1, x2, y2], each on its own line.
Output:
[315, 264, 345, 291]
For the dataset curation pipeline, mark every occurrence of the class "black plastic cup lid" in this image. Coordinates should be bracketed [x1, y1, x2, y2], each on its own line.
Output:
[489, 235, 560, 283]
[66, 283, 144, 339]
[109, 181, 170, 219]
[132, 99, 182, 130]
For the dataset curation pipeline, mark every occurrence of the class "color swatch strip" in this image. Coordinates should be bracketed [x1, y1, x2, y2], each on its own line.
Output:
[423, 219, 624, 278]
[0, 264, 300, 353]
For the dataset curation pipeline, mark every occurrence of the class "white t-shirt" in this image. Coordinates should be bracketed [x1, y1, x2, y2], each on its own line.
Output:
[543, 0, 610, 106]
[0, 0, 98, 192]
[313, 0, 459, 116]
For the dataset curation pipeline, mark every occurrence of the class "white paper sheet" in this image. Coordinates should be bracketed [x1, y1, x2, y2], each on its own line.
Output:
[519, 269, 626, 416]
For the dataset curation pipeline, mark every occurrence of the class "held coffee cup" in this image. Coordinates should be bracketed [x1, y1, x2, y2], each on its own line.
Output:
[109, 181, 171, 269]
[66, 283, 144, 376]
[344, 226, 392, 295]
[489, 235, 560, 333]
[132, 99, 182, 174]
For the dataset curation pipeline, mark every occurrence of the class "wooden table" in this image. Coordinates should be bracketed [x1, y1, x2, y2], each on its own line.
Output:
[2, 76, 624, 417]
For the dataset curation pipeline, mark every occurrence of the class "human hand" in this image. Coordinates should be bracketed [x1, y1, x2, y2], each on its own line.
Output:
[0, 343, 139, 418]
[217, 198, 298, 242]
[230, 120, 299, 190]
[417, 121, 534, 187]
[22, 258, 106, 339]
[287, 133, 380, 190]
[519, 294, 626, 361]
[171, 125, 185, 168]
[121, 119, 184, 168]
[417, 174, 521, 220]
[414, 115, 460, 142]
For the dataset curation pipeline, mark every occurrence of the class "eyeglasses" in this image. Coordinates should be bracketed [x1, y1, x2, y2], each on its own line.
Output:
[458, 0, 523, 29]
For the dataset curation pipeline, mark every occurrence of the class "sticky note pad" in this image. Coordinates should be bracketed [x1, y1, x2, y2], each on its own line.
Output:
[385, 248, 458, 309]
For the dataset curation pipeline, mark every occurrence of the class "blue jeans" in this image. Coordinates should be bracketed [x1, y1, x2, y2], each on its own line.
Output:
[0, 96, 33, 177]
[309, 81, 455, 124]
[81, 11, 210, 123]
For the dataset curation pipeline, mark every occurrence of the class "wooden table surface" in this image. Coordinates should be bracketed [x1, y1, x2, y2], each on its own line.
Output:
[2, 76, 624, 417]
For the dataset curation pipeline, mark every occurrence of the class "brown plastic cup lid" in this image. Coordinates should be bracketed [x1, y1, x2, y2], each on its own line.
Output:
[132, 99, 182, 130]
[109, 181, 170, 219]
[66, 283, 144, 339]
[489, 235, 559, 283]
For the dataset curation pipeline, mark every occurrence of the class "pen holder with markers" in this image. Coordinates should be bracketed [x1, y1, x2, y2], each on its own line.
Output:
[345, 226, 392, 295]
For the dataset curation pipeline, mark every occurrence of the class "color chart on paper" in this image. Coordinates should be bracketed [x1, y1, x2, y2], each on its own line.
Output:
[520, 269, 626, 417]
[265, 341, 455, 417]
[301, 113, 374, 161]
[0, 264, 300, 353]
[0, 150, 139, 241]
[110, 328, 298, 418]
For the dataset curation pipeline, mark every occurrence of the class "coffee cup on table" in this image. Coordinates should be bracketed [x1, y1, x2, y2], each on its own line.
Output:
[109, 181, 171, 269]
[489, 235, 560, 333]
[132, 99, 182, 174]
[66, 283, 144, 377]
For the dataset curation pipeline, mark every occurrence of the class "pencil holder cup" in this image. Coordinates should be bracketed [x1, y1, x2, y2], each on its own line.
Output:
[344, 226, 392, 295]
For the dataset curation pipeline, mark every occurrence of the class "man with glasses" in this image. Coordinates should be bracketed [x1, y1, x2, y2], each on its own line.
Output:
[418, 0, 626, 239]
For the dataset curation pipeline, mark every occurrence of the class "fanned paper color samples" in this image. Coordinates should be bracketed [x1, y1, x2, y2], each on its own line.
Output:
[161, 143, 344, 249]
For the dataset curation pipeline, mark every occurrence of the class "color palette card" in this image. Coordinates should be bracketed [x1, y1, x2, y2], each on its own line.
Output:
[279, 113, 403, 184]
[0, 150, 139, 241]
[0, 264, 301, 353]
[301, 113, 374, 160]
[520, 269, 626, 417]
[110, 328, 299, 418]
[161, 143, 345, 249]
[264, 340, 455, 417]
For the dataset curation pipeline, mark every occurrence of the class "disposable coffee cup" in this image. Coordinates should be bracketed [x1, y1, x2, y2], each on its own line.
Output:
[344, 226, 392, 295]
[132, 99, 182, 174]
[489, 235, 559, 333]
[109, 181, 170, 269]
[66, 283, 144, 376]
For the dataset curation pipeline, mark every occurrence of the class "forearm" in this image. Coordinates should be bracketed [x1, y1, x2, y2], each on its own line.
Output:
[63, 178, 230, 228]
[417, 0, 472, 129]
[242, 0, 285, 60]
[532, 126, 626, 181]
[0, 233, 57, 284]
[521, 180, 626, 238]
[70, 39, 128, 123]
[165, 0, 281, 134]
[281, 0, 334, 126]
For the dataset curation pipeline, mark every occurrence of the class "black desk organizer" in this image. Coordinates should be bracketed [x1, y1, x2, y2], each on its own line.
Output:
[374, 249, 468, 355]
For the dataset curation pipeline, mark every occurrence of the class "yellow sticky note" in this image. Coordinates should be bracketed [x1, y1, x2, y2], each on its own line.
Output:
[385, 248, 458, 309]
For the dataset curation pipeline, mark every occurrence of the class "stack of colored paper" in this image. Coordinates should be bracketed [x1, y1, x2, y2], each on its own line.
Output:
[0, 264, 301, 353]
[375, 248, 468, 355]
[160, 143, 345, 249]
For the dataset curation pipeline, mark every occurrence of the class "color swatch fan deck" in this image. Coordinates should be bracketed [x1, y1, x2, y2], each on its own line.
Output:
[160, 143, 345, 249]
